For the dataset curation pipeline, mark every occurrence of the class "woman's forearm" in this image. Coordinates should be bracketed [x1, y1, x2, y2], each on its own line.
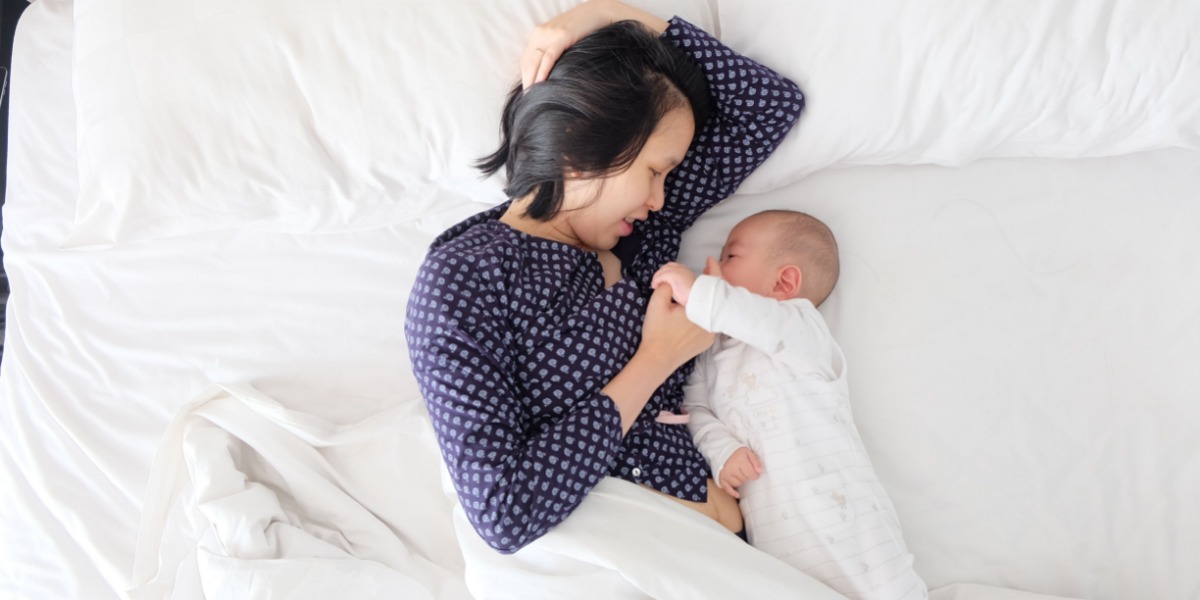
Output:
[606, 286, 714, 434]
[651, 17, 806, 230]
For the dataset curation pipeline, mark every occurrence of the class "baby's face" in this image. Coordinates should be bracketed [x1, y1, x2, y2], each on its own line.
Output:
[716, 217, 782, 298]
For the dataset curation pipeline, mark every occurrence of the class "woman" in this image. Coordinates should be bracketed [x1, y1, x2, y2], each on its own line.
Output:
[405, 0, 804, 554]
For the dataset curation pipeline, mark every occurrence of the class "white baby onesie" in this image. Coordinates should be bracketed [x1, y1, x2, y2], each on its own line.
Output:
[683, 275, 927, 600]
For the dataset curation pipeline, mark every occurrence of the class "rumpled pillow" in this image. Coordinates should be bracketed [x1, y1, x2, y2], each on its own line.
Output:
[68, 0, 716, 248]
[717, 0, 1200, 194]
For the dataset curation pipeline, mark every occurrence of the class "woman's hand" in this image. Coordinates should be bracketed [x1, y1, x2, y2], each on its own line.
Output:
[521, 0, 671, 90]
[603, 285, 713, 433]
[639, 284, 714, 372]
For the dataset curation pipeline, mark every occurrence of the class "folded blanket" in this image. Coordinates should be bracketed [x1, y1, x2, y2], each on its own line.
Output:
[129, 383, 470, 600]
[453, 477, 849, 599]
[130, 383, 847, 599]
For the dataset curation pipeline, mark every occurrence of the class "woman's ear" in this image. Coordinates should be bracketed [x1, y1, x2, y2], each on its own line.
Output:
[773, 264, 803, 300]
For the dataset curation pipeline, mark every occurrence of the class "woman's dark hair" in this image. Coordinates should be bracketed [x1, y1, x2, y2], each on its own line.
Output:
[476, 20, 712, 220]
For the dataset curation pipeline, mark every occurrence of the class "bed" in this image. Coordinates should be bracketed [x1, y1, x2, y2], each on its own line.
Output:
[2, 0, 1197, 598]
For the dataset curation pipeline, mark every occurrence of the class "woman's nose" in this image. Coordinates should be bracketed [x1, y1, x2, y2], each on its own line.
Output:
[647, 183, 666, 212]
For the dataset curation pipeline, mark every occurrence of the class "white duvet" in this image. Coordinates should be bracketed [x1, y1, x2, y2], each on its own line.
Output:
[125, 383, 1093, 600]
[131, 385, 847, 600]
[4, 0, 1199, 599]
[129, 384, 468, 600]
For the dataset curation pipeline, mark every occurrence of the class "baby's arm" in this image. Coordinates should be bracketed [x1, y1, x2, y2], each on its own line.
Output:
[682, 357, 756, 491]
[687, 274, 833, 370]
[687, 392, 762, 498]
[718, 447, 763, 499]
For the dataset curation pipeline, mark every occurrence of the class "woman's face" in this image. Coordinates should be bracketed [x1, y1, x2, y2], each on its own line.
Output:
[558, 106, 695, 252]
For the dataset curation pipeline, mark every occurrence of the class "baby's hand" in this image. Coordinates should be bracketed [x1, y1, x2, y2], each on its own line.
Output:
[651, 262, 698, 306]
[703, 256, 723, 279]
[718, 447, 763, 499]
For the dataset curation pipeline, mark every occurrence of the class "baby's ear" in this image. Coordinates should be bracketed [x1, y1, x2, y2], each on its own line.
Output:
[773, 265, 803, 300]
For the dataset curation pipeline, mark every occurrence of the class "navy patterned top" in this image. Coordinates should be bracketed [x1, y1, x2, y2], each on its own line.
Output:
[406, 17, 804, 554]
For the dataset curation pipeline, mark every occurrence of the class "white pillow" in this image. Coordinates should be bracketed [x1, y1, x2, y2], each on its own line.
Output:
[717, 0, 1200, 194]
[68, 0, 717, 248]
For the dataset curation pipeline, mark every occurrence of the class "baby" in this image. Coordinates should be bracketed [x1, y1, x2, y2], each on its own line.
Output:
[653, 209, 928, 600]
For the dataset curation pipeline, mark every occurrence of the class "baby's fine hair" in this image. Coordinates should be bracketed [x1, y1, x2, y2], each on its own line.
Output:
[755, 209, 840, 306]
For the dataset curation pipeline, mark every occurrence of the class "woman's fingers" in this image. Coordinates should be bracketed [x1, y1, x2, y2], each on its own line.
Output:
[532, 47, 559, 87]
[521, 45, 545, 90]
[649, 280, 674, 306]
[522, 40, 563, 89]
[650, 268, 666, 290]
[520, 1, 625, 89]
[519, 13, 579, 89]
[641, 284, 713, 370]
[518, 1, 671, 89]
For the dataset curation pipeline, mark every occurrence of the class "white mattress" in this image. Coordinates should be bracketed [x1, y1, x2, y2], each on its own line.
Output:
[3, 0, 1198, 599]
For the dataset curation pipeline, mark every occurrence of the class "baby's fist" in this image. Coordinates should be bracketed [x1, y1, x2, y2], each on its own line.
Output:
[718, 446, 763, 499]
[703, 256, 723, 279]
[651, 262, 697, 306]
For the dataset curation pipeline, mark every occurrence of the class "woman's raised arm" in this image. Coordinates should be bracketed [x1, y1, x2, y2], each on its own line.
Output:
[655, 18, 806, 229]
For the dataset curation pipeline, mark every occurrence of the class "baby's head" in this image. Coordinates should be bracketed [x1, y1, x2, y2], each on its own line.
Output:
[715, 209, 840, 306]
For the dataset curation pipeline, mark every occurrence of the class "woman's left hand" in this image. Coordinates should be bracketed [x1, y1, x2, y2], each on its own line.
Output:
[521, 0, 670, 90]
[639, 284, 715, 372]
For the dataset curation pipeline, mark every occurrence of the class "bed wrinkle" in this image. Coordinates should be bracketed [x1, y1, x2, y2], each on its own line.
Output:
[451, 476, 853, 599]
[274, 44, 353, 202]
[1, 326, 143, 512]
[8, 0, 1200, 598]
[130, 383, 470, 599]
[0, 381, 140, 595]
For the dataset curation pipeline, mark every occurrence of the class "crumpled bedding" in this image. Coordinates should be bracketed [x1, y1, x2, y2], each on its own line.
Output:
[451, 478, 850, 599]
[130, 384, 855, 600]
[125, 378, 1089, 600]
[129, 383, 470, 600]
[7, 0, 1199, 598]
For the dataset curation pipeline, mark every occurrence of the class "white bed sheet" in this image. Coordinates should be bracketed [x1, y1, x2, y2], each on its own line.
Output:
[3, 1, 481, 596]
[4, 0, 1199, 599]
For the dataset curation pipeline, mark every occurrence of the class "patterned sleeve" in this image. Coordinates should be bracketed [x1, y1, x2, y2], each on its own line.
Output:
[656, 17, 806, 231]
[405, 248, 624, 554]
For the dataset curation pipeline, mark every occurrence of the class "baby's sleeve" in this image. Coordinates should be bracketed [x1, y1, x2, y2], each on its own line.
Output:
[686, 275, 840, 379]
